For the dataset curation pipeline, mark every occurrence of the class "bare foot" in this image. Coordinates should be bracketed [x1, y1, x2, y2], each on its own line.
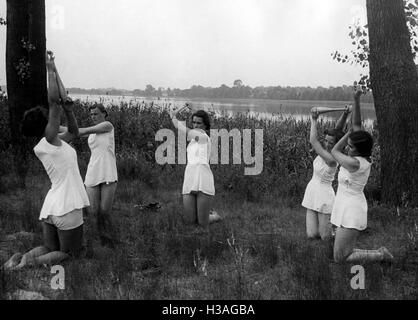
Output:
[11, 253, 29, 270]
[209, 211, 222, 224]
[379, 247, 394, 262]
[2, 253, 23, 270]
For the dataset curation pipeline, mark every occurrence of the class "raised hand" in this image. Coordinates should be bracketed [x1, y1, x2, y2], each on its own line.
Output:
[354, 89, 363, 100]
[62, 97, 74, 113]
[345, 105, 353, 114]
[46, 51, 56, 71]
[184, 102, 194, 111]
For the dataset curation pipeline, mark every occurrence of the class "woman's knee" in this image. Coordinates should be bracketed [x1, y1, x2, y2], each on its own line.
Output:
[58, 225, 84, 257]
[319, 226, 331, 240]
[307, 230, 320, 239]
[306, 220, 319, 239]
[43, 223, 60, 251]
[333, 250, 346, 263]
[87, 204, 99, 216]
[99, 202, 113, 215]
[333, 247, 352, 263]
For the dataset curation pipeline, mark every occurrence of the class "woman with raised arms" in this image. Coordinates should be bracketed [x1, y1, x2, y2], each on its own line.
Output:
[330, 90, 393, 263]
[302, 106, 351, 240]
[169, 105, 220, 231]
[3, 52, 89, 270]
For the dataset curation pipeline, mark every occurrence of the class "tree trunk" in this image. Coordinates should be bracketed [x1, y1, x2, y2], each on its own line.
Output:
[28, 0, 47, 107]
[6, 0, 47, 188]
[367, 0, 418, 206]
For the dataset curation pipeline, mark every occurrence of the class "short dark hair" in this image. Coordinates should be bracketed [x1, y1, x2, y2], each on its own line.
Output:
[324, 128, 344, 143]
[349, 130, 374, 157]
[21, 106, 48, 137]
[89, 103, 108, 118]
[192, 110, 211, 132]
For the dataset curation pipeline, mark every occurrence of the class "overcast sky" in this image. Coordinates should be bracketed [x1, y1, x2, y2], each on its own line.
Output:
[0, 0, 370, 90]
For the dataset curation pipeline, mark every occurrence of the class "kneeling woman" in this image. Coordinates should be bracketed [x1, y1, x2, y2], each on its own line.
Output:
[330, 90, 393, 263]
[170, 106, 218, 230]
[3, 52, 89, 270]
[302, 108, 350, 240]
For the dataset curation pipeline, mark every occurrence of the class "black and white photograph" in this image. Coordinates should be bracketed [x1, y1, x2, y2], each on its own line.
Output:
[0, 0, 417, 307]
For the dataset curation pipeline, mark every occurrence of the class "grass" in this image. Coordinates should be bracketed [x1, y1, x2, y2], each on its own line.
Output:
[0, 173, 416, 300]
[0, 99, 416, 299]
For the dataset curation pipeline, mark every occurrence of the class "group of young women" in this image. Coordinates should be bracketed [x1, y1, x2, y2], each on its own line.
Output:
[3, 51, 393, 271]
[302, 90, 394, 263]
[3, 52, 119, 270]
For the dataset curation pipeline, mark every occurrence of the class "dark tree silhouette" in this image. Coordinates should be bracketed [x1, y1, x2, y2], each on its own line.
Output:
[367, 0, 418, 206]
[6, 0, 47, 187]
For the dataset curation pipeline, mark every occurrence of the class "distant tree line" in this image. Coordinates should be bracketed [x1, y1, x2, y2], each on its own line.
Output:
[68, 82, 374, 103]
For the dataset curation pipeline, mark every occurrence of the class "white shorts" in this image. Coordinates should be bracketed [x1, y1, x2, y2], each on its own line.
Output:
[43, 209, 84, 231]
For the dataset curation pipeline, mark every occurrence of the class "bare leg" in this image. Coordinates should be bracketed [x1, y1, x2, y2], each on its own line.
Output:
[306, 209, 320, 239]
[196, 192, 212, 229]
[183, 194, 197, 224]
[2, 253, 23, 270]
[318, 213, 332, 240]
[346, 246, 394, 263]
[16, 250, 69, 269]
[98, 182, 118, 246]
[58, 225, 84, 257]
[20, 247, 50, 264]
[14, 222, 81, 269]
[333, 227, 359, 263]
[85, 186, 101, 248]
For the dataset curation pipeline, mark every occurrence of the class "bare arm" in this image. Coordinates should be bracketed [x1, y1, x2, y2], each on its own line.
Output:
[331, 131, 360, 172]
[169, 105, 208, 143]
[46, 52, 78, 142]
[44, 58, 61, 145]
[352, 90, 363, 132]
[60, 100, 79, 143]
[47, 50, 67, 102]
[170, 107, 190, 136]
[335, 106, 351, 132]
[309, 112, 336, 166]
[55, 69, 68, 103]
[78, 121, 113, 136]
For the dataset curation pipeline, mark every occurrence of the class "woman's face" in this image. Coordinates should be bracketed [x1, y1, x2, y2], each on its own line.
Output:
[324, 135, 336, 151]
[346, 138, 357, 156]
[192, 116, 206, 130]
[90, 107, 106, 125]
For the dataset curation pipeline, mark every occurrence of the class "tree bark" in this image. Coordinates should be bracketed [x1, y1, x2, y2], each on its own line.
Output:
[6, 0, 47, 188]
[367, 0, 418, 206]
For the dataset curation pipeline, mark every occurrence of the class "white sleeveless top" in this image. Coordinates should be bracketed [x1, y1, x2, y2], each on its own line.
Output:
[182, 132, 215, 196]
[34, 138, 90, 219]
[187, 134, 211, 165]
[301, 156, 337, 214]
[84, 127, 118, 187]
[331, 157, 371, 230]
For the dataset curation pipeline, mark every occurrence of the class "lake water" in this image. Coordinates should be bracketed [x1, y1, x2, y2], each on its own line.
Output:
[71, 94, 376, 127]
